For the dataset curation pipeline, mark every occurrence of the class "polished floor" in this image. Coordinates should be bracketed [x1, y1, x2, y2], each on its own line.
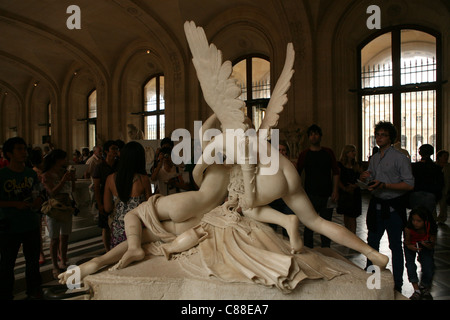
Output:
[320, 192, 450, 300]
[13, 192, 450, 300]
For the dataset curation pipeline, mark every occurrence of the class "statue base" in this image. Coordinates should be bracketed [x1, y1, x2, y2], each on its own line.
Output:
[83, 248, 395, 300]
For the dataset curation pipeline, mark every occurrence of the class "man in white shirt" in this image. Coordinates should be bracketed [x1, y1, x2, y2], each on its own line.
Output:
[360, 121, 414, 293]
[84, 146, 103, 179]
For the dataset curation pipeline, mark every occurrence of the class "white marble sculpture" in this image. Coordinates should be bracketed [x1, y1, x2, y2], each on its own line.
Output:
[127, 123, 145, 141]
[59, 21, 388, 291]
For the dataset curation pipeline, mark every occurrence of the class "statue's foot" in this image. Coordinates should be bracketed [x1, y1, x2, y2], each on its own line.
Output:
[286, 215, 303, 254]
[160, 243, 172, 260]
[58, 270, 72, 285]
[109, 247, 145, 271]
[58, 258, 100, 285]
[366, 250, 389, 270]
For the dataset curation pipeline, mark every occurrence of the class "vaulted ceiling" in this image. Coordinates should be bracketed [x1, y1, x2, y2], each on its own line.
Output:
[1, 0, 449, 111]
[0, 0, 271, 99]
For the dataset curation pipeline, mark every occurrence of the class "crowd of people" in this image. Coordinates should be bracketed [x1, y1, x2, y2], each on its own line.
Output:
[277, 121, 447, 300]
[0, 121, 449, 300]
[292, 121, 447, 300]
[0, 136, 195, 300]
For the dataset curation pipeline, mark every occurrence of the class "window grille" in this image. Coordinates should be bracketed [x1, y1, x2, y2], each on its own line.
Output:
[359, 28, 440, 161]
[401, 57, 436, 85]
[362, 64, 392, 89]
[401, 90, 436, 161]
[232, 57, 270, 130]
[87, 90, 97, 150]
[143, 75, 165, 140]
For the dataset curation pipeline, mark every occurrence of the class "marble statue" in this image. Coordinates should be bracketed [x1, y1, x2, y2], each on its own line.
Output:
[59, 21, 388, 291]
[127, 123, 145, 141]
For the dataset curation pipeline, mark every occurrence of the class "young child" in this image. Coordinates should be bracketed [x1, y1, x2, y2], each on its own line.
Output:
[404, 206, 437, 300]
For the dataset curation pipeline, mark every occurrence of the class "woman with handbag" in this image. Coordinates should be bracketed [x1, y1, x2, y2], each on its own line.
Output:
[41, 149, 76, 279]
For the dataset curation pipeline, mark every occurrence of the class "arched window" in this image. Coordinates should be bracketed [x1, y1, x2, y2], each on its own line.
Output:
[87, 89, 97, 150]
[143, 74, 165, 140]
[359, 27, 441, 161]
[232, 56, 270, 130]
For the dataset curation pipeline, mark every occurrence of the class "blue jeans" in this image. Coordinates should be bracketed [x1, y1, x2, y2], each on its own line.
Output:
[367, 207, 404, 291]
[409, 191, 436, 215]
[404, 246, 435, 288]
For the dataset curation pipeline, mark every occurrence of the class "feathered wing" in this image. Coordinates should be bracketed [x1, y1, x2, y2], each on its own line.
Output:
[258, 43, 295, 135]
[184, 21, 246, 131]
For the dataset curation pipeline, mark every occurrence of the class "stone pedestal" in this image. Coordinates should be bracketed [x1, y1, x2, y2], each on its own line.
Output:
[83, 248, 395, 300]
[72, 179, 96, 229]
[70, 179, 102, 242]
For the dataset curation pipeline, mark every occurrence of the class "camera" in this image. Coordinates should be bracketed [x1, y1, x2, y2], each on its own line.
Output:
[160, 146, 172, 160]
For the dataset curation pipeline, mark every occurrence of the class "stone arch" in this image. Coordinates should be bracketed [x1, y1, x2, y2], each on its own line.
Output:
[27, 82, 53, 146]
[61, 65, 98, 152]
[0, 10, 110, 151]
[112, 38, 186, 140]
[0, 83, 22, 141]
[319, 0, 450, 156]
[184, 3, 312, 141]
[113, 42, 165, 140]
[0, 51, 59, 144]
[189, 7, 279, 123]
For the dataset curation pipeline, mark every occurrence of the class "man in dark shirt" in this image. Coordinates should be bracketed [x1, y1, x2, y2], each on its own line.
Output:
[0, 137, 43, 299]
[410, 144, 444, 214]
[297, 125, 340, 248]
[92, 140, 119, 252]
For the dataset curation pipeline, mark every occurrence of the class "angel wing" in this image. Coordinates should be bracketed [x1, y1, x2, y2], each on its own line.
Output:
[184, 21, 246, 131]
[258, 43, 295, 135]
